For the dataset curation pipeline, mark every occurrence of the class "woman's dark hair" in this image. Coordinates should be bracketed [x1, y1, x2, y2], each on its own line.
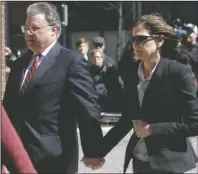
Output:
[131, 14, 181, 59]
[76, 37, 89, 48]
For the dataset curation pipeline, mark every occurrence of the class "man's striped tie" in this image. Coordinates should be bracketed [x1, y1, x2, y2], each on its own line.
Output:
[21, 55, 39, 93]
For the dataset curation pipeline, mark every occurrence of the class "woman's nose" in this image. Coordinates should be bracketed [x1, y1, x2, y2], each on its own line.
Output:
[133, 42, 141, 49]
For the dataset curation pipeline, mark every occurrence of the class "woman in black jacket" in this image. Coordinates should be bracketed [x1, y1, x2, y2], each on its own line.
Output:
[83, 14, 198, 174]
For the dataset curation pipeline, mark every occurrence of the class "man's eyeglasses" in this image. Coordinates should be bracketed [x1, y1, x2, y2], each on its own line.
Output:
[20, 25, 54, 34]
[130, 35, 159, 45]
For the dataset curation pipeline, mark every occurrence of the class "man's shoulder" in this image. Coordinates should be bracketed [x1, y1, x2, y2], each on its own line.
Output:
[191, 43, 198, 52]
[60, 46, 79, 58]
[59, 46, 86, 63]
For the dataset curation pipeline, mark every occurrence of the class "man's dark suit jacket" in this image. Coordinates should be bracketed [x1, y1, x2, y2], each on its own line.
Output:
[3, 42, 103, 173]
[98, 58, 198, 173]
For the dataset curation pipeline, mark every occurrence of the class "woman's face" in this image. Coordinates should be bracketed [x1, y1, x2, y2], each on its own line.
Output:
[77, 43, 89, 55]
[131, 25, 162, 61]
[92, 52, 104, 67]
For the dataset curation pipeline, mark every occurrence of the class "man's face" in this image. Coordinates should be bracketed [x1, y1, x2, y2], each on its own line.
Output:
[24, 13, 57, 53]
[92, 51, 104, 67]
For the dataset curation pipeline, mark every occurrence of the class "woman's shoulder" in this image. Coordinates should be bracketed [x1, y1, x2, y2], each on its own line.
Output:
[163, 58, 191, 78]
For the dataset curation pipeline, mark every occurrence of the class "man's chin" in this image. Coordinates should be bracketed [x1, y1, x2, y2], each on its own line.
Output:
[26, 43, 35, 50]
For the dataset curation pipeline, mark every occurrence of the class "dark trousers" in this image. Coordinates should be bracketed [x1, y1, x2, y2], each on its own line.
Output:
[132, 158, 184, 174]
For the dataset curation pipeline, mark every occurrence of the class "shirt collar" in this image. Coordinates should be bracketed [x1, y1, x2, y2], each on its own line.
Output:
[41, 41, 57, 57]
[138, 58, 160, 81]
[33, 40, 57, 58]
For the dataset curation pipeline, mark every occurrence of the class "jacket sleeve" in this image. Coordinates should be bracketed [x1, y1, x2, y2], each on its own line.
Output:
[150, 64, 198, 137]
[1, 105, 37, 173]
[99, 115, 133, 157]
[97, 87, 133, 157]
[68, 55, 103, 157]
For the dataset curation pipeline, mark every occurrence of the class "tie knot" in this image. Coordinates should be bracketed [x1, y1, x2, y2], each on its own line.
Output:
[33, 53, 41, 59]
[32, 54, 40, 67]
[33, 53, 41, 62]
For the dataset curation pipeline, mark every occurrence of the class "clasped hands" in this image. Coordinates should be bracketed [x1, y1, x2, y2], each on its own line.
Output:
[132, 120, 151, 138]
[81, 120, 150, 170]
[81, 157, 105, 170]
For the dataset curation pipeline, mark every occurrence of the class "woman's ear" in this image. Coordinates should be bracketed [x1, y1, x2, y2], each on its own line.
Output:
[156, 35, 164, 48]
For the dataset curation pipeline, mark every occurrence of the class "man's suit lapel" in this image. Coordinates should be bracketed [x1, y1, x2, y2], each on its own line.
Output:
[17, 51, 34, 94]
[140, 58, 166, 114]
[24, 42, 61, 95]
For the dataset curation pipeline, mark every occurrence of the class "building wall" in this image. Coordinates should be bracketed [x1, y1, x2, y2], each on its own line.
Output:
[1, 1, 6, 99]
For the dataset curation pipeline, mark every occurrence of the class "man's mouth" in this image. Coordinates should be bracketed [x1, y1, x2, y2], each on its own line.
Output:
[134, 50, 141, 53]
[27, 39, 34, 42]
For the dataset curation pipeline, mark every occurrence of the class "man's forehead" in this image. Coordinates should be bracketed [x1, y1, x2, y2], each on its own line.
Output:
[26, 13, 47, 25]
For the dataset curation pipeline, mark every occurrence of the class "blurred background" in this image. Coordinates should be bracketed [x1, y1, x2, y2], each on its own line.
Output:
[4, 1, 198, 62]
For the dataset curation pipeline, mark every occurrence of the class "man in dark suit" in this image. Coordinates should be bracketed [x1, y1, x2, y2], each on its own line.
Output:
[3, 2, 104, 173]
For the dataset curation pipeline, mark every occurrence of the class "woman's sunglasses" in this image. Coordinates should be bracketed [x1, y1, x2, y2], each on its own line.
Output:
[130, 35, 159, 45]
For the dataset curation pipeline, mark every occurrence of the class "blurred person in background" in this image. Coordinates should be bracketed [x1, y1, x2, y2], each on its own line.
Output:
[92, 36, 117, 68]
[184, 23, 198, 45]
[181, 23, 198, 53]
[90, 48, 123, 113]
[174, 47, 198, 89]
[76, 37, 89, 62]
[180, 23, 198, 85]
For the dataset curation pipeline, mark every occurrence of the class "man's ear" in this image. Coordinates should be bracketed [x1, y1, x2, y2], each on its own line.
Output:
[157, 35, 164, 48]
[51, 25, 59, 36]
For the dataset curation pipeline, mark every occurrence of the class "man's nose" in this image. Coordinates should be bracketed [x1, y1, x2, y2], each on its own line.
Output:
[25, 29, 33, 36]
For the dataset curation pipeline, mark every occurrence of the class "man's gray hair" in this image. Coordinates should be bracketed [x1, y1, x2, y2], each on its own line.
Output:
[27, 2, 62, 38]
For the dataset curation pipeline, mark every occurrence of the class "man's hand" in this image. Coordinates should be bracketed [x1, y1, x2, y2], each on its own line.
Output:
[5, 67, 11, 73]
[5, 47, 12, 56]
[132, 120, 151, 138]
[81, 157, 105, 170]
